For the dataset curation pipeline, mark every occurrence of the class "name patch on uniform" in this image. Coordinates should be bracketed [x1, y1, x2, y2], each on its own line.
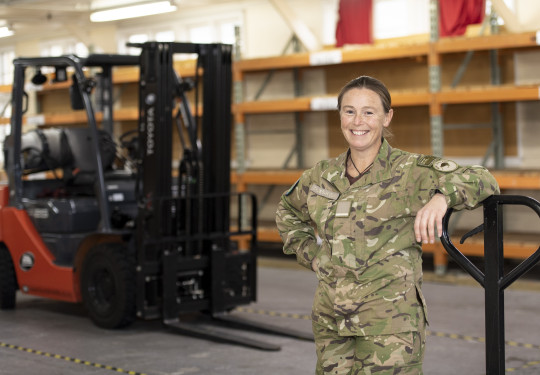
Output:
[309, 184, 340, 200]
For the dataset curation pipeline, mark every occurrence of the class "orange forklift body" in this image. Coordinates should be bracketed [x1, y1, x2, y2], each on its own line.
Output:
[0, 185, 79, 302]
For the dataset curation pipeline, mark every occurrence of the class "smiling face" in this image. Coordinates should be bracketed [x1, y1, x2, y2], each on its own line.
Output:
[340, 87, 393, 157]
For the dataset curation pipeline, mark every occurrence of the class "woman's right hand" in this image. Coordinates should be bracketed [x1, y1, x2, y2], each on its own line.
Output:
[414, 193, 448, 244]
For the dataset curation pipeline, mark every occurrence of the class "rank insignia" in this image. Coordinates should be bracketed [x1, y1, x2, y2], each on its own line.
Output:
[417, 155, 438, 167]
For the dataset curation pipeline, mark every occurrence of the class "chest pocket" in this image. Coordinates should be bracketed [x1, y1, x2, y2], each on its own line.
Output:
[365, 189, 412, 237]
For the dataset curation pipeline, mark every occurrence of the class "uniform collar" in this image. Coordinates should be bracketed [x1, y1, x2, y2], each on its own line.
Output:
[322, 138, 394, 192]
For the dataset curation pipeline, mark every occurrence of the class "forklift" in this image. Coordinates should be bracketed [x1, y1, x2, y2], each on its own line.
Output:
[0, 42, 310, 350]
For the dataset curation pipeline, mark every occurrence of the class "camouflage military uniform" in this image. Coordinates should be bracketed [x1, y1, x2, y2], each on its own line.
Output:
[276, 139, 499, 374]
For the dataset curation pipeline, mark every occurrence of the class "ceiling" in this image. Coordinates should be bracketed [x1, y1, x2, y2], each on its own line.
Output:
[0, 1, 94, 32]
[0, 0, 234, 41]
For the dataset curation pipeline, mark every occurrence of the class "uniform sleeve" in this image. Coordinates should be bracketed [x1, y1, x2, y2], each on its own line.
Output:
[275, 170, 320, 270]
[435, 165, 500, 210]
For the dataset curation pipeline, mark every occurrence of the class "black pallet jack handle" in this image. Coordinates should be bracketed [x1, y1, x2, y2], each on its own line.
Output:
[440, 194, 540, 375]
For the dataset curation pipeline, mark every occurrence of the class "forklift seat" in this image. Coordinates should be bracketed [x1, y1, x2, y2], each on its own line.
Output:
[11, 128, 121, 237]
[62, 128, 117, 186]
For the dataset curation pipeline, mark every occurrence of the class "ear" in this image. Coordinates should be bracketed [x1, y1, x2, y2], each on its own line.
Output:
[383, 109, 393, 128]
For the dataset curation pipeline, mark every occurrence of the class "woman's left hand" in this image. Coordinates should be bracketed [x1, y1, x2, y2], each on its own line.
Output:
[414, 193, 448, 244]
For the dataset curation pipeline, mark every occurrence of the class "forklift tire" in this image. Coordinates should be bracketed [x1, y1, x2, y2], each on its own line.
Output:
[80, 243, 136, 329]
[0, 245, 17, 310]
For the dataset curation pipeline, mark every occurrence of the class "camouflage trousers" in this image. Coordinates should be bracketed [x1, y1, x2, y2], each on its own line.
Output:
[313, 322, 425, 374]
[312, 281, 426, 374]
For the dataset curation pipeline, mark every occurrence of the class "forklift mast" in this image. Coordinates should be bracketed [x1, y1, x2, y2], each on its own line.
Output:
[137, 42, 231, 225]
[133, 42, 256, 321]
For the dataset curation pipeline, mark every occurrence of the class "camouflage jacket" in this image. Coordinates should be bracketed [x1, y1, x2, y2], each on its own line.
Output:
[276, 139, 499, 336]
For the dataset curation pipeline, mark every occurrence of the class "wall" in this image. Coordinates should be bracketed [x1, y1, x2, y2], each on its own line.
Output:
[243, 66, 329, 169]
[499, 0, 540, 169]
[242, 0, 330, 58]
[514, 0, 540, 28]
[514, 50, 540, 169]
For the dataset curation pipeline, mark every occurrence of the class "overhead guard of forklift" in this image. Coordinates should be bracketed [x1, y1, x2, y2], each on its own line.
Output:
[4, 127, 116, 176]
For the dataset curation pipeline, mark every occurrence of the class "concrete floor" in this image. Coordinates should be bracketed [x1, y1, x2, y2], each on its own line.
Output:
[2, 258, 540, 375]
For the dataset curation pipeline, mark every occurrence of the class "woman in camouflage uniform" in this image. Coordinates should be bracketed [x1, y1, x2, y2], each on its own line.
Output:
[275, 76, 499, 374]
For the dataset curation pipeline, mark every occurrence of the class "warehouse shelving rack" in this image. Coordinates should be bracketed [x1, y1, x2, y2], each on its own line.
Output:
[1, 26, 540, 271]
[231, 26, 540, 270]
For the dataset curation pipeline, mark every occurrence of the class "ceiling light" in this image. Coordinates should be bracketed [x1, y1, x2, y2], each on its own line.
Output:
[0, 26, 13, 38]
[90, 1, 177, 22]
